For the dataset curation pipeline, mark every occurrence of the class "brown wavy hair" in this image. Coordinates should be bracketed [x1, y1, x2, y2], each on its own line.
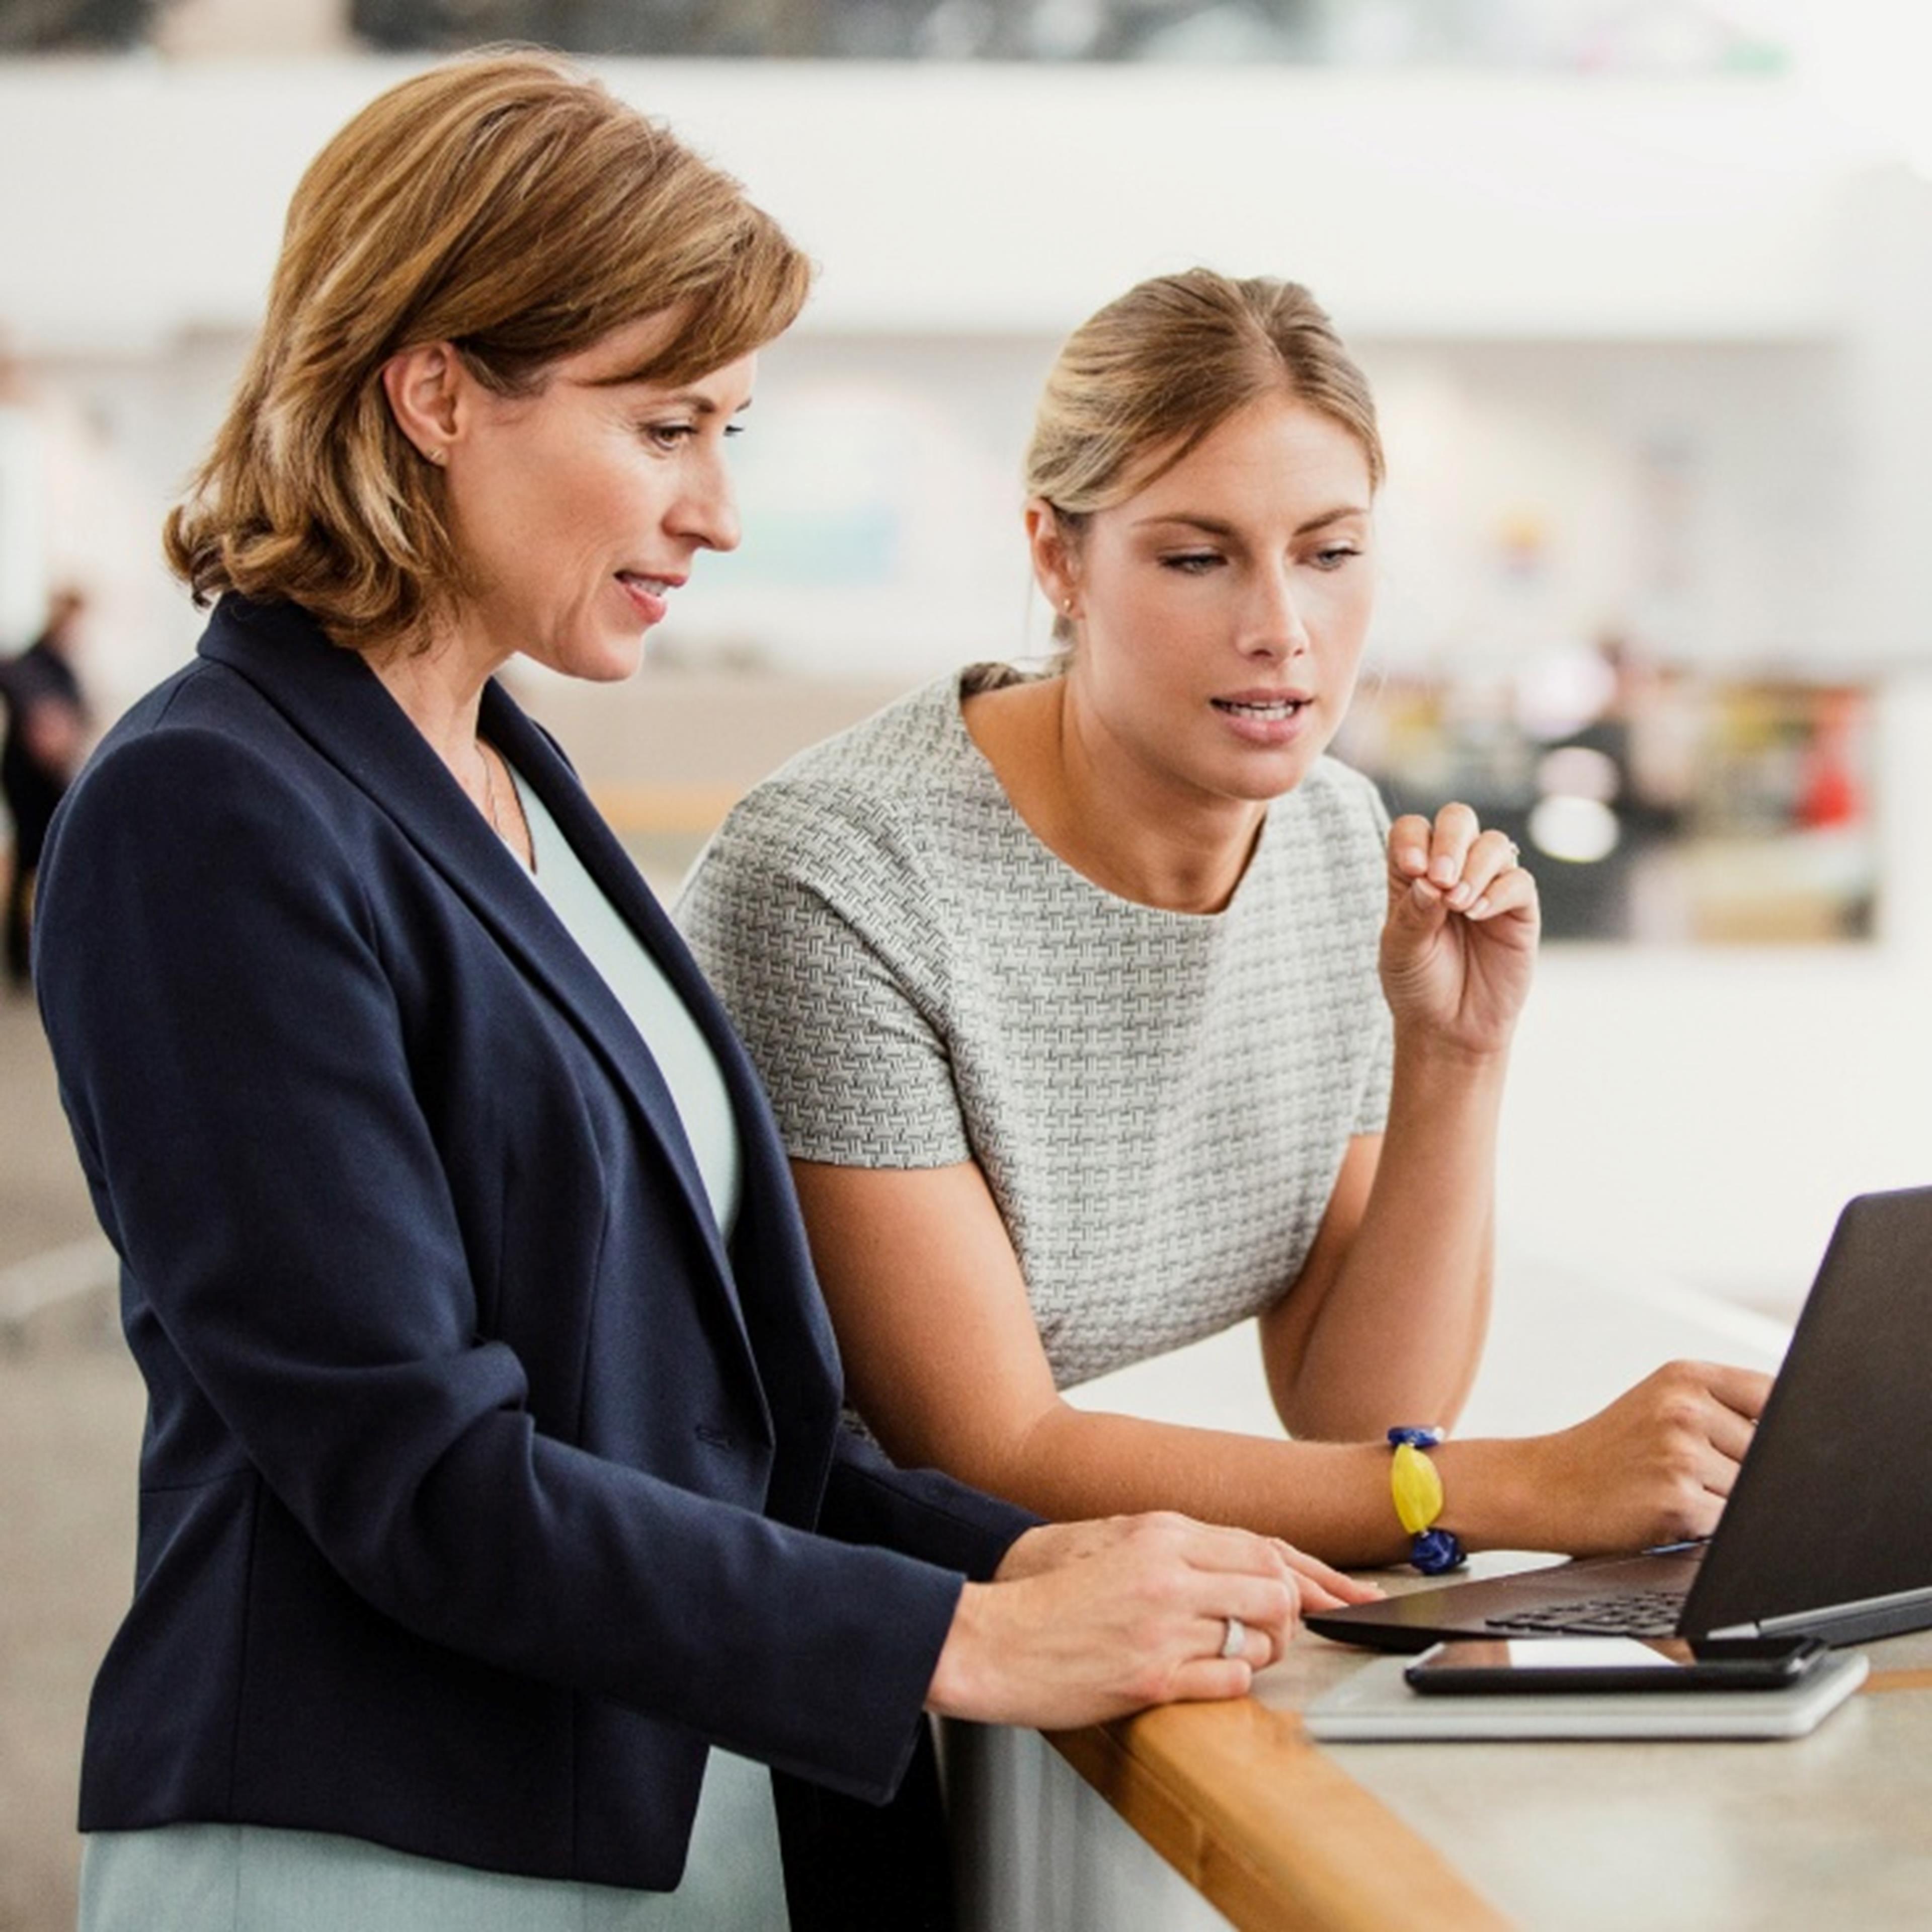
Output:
[165, 49, 813, 651]
[1025, 271, 1384, 652]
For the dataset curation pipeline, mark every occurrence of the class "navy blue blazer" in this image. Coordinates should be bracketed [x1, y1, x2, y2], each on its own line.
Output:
[35, 596, 1034, 1891]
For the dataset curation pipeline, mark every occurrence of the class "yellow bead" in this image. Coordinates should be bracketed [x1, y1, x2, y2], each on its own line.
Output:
[1390, 1441, 1444, 1536]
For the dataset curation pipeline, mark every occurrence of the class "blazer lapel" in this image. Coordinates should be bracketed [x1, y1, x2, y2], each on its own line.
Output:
[480, 687, 845, 1408]
[200, 600, 778, 1393]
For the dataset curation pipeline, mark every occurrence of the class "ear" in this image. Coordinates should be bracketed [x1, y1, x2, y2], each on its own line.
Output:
[1024, 498, 1081, 621]
[380, 343, 466, 466]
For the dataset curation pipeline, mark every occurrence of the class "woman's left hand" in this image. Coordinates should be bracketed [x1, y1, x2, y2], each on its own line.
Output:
[995, 1519, 1383, 1612]
[1380, 803, 1540, 1058]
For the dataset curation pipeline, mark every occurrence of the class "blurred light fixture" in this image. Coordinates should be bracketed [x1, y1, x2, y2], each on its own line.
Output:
[1513, 643, 1618, 742]
[1528, 794, 1621, 864]
[1534, 745, 1621, 803]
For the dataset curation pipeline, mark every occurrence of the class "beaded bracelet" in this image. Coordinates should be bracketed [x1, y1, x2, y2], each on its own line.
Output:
[1387, 1426, 1467, 1575]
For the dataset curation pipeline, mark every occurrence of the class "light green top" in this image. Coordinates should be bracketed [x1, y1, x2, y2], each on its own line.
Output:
[81, 1753, 786, 1930]
[515, 769, 742, 1241]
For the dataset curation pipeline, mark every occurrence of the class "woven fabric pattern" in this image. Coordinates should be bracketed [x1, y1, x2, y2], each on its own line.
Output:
[678, 668, 1394, 1392]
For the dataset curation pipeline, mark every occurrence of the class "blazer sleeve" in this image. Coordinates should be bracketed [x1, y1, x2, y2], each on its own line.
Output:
[36, 723, 972, 1804]
[822, 1427, 1043, 1582]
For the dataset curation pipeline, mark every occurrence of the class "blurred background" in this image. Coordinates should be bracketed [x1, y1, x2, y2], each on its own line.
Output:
[4, 2, 1932, 1925]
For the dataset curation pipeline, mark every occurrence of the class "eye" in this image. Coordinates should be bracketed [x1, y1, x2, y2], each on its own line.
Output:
[640, 419, 745, 451]
[1309, 543, 1362, 571]
[1160, 551, 1223, 576]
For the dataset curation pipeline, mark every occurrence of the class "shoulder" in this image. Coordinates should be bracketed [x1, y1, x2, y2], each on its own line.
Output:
[63, 661, 329, 833]
[684, 674, 973, 906]
[43, 663, 363, 944]
[1248, 756, 1389, 921]
[34, 671, 389, 1089]
[1276, 756, 1389, 857]
[751, 671, 971, 820]
[1298, 753, 1390, 827]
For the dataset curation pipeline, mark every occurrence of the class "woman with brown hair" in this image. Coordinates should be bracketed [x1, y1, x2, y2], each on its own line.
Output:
[681, 270, 1770, 1575]
[36, 65, 1332, 1931]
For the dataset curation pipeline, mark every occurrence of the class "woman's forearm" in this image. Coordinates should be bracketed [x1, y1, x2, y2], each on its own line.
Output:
[791, 1154, 1578, 1564]
[982, 1375, 1762, 1568]
[986, 1402, 1417, 1566]
[1269, 1037, 1510, 1441]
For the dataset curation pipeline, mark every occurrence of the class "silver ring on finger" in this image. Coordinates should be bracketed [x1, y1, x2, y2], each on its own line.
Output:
[1220, 1616, 1246, 1660]
[1500, 839, 1520, 866]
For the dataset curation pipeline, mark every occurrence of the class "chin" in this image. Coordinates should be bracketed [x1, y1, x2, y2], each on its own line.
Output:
[566, 629, 650, 684]
[1212, 750, 1318, 806]
[586, 652, 647, 684]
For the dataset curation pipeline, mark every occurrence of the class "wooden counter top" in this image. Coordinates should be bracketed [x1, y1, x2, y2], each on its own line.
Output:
[1048, 1696, 1507, 1931]
[1037, 1581, 1932, 1932]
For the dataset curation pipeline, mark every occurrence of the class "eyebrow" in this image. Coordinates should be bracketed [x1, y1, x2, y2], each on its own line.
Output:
[589, 376, 754, 415]
[1134, 506, 1368, 538]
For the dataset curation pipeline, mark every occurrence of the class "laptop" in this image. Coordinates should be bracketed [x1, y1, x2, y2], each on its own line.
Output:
[1306, 1186, 1932, 1654]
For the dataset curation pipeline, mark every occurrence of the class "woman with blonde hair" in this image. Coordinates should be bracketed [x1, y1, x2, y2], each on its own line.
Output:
[37, 65, 1331, 1932]
[682, 269, 1770, 1575]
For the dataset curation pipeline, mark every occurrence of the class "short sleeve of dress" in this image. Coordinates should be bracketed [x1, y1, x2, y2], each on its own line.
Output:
[679, 782, 973, 1170]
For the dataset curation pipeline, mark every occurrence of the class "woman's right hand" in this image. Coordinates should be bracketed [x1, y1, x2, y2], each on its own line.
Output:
[924, 1512, 1303, 1731]
[1476, 1360, 1773, 1557]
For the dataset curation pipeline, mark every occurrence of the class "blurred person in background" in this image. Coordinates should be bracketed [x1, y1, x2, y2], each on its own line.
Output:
[34, 56, 1342, 1932]
[681, 269, 1771, 1574]
[1, 584, 89, 989]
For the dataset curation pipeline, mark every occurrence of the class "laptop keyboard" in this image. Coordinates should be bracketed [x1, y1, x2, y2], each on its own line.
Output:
[1484, 1590, 1686, 1637]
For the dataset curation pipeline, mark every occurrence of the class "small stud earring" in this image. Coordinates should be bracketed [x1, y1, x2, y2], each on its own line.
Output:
[427, 447, 447, 466]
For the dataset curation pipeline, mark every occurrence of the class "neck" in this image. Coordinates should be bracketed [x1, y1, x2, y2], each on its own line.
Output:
[1059, 686, 1264, 912]
[970, 677, 1265, 915]
[358, 613, 532, 867]
[365, 624, 499, 776]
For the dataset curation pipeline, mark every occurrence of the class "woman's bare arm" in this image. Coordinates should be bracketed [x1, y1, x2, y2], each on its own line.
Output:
[1260, 804, 1534, 1441]
[792, 1154, 1772, 1566]
[1259, 1061, 1499, 1442]
[795, 1155, 1406, 1562]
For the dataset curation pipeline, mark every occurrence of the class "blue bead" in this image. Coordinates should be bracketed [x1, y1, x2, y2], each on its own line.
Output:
[1410, 1527, 1466, 1575]
[1387, 1425, 1445, 1449]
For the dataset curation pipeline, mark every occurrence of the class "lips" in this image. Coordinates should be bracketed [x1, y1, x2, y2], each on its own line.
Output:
[1210, 690, 1315, 747]
[1213, 699, 1306, 722]
[615, 571, 681, 624]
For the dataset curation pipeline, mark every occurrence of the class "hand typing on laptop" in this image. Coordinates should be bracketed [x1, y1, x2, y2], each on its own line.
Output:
[1425, 1359, 1771, 1557]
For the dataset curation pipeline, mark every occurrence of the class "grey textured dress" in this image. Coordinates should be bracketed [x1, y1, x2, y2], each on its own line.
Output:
[678, 667, 1394, 1394]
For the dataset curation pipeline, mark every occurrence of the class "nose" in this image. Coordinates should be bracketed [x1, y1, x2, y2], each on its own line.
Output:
[1243, 562, 1311, 661]
[671, 447, 741, 554]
